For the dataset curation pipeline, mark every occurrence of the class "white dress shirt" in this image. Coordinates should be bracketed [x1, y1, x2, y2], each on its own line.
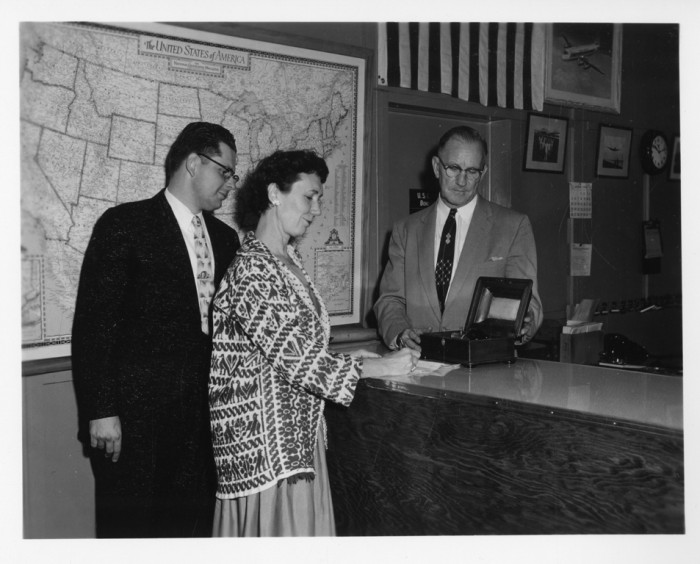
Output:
[165, 189, 215, 289]
[434, 195, 477, 283]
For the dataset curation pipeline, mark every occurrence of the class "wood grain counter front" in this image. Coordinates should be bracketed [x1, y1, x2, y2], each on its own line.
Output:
[324, 355, 684, 535]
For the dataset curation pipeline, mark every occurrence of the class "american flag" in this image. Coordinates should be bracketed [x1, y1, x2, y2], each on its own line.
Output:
[378, 23, 546, 111]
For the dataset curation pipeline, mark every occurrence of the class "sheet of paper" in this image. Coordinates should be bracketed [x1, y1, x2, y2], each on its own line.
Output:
[569, 182, 592, 219]
[570, 243, 592, 276]
[569, 299, 599, 323]
[413, 360, 461, 376]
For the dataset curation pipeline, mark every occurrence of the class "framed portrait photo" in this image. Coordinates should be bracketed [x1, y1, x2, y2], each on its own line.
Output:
[669, 136, 680, 181]
[523, 113, 568, 173]
[595, 125, 632, 178]
[545, 23, 622, 113]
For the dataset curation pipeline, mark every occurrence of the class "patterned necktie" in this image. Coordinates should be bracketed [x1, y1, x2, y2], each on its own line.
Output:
[192, 215, 215, 334]
[435, 208, 457, 314]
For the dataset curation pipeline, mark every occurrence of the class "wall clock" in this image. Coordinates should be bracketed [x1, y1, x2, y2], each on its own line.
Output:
[640, 130, 669, 175]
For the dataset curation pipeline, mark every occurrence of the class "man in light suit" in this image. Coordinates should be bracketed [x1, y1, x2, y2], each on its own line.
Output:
[72, 122, 240, 537]
[375, 125, 542, 351]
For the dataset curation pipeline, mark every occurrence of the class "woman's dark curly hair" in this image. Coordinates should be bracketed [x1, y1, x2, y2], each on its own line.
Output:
[235, 149, 329, 231]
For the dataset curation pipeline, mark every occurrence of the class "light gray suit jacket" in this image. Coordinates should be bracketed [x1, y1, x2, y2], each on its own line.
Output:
[374, 196, 543, 347]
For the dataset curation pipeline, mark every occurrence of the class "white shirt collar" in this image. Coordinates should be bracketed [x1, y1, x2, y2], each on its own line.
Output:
[436, 193, 478, 221]
[165, 188, 202, 232]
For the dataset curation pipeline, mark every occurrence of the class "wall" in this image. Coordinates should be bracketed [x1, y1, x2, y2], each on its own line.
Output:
[570, 26, 680, 303]
[23, 369, 95, 538]
[174, 22, 682, 352]
[173, 21, 376, 52]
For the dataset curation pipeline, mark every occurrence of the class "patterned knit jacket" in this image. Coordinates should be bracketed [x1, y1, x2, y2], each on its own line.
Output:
[209, 233, 362, 498]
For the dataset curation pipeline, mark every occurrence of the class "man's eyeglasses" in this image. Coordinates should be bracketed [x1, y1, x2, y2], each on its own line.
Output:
[436, 156, 485, 181]
[197, 153, 239, 183]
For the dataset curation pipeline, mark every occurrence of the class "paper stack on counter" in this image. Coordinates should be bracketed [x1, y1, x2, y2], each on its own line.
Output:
[562, 321, 603, 334]
[563, 299, 603, 334]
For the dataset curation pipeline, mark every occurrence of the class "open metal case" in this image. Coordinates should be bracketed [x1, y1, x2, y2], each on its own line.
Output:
[420, 277, 533, 367]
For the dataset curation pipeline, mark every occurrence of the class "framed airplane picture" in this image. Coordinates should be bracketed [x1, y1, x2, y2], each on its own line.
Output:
[545, 23, 622, 113]
[596, 125, 632, 178]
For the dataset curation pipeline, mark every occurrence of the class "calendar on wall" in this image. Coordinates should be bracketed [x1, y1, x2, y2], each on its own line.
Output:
[569, 182, 592, 219]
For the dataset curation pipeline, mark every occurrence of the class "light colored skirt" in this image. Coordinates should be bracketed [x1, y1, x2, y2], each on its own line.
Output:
[212, 428, 336, 537]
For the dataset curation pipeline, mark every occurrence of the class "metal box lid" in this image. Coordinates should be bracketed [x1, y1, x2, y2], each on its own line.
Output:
[462, 277, 533, 339]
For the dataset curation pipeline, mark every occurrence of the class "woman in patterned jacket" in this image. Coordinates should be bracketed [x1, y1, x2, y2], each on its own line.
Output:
[209, 150, 419, 536]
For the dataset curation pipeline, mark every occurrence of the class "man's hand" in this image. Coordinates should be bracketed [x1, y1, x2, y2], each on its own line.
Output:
[518, 311, 535, 345]
[396, 327, 432, 352]
[89, 416, 122, 462]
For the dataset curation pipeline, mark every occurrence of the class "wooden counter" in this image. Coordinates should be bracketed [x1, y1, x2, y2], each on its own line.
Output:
[324, 354, 684, 535]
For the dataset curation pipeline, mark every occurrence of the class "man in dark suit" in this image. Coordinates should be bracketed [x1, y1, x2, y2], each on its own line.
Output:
[72, 122, 241, 537]
[375, 125, 542, 351]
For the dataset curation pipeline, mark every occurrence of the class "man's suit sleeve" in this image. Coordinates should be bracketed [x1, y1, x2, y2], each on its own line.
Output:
[505, 214, 543, 337]
[374, 221, 411, 348]
[72, 208, 131, 422]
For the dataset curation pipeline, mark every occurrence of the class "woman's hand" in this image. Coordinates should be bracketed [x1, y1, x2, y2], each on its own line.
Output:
[349, 349, 382, 359]
[360, 348, 421, 379]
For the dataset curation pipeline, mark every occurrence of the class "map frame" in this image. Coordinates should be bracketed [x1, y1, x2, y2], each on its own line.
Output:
[21, 22, 366, 361]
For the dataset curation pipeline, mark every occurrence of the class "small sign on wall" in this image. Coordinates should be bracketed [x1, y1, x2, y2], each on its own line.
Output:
[409, 189, 438, 214]
[571, 243, 592, 276]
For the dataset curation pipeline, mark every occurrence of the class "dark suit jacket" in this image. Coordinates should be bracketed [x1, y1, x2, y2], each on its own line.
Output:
[71, 189, 239, 536]
[375, 196, 543, 346]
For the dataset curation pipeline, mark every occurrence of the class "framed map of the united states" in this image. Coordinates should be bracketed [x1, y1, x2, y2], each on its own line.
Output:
[21, 22, 366, 360]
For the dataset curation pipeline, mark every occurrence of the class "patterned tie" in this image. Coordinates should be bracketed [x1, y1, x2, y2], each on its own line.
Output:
[435, 208, 457, 315]
[192, 215, 215, 334]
